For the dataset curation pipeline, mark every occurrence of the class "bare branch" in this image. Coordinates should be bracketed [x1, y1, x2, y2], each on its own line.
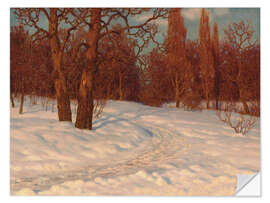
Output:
[217, 102, 258, 135]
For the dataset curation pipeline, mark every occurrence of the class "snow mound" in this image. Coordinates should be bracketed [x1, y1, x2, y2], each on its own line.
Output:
[11, 98, 260, 195]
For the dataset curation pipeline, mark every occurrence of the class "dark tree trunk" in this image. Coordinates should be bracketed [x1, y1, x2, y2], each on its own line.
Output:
[238, 59, 249, 114]
[175, 76, 180, 108]
[10, 94, 15, 108]
[55, 88, 72, 121]
[176, 87, 180, 108]
[215, 73, 220, 110]
[212, 22, 220, 110]
[119, 73, 123, 101]
[206, 98, 210, 109]
[242, 100, 250, 114]
[75, 70, 94, 129]
[19, 92, 24, 114]
[205, 80, 210, 109]
[50, 8, 72, 122]
[239, 90, 250, 114]
[75, 8, 101, 130]
[215, 97, 219, 110]
[53, 69, 72, 121]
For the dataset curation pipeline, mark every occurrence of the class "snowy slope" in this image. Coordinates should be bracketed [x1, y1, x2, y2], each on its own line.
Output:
[10, 98, 260, 196]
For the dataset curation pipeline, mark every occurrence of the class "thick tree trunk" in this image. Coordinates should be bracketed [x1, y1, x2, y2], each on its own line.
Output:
[52, 61, 72, 121]
[50, 8, 72, 122]
[54, 77, 72, 121]
[10, 93, 15, 108]
[75, 70, 94, 129]
[75, 9, 101, 130]
[19, 92, 24, 114]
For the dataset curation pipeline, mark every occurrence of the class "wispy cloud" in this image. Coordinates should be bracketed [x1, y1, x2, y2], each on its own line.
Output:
[135, 13, 167, 26]
[182, 8, 201, 21]
[136, 13, 153, 22]
[155, 18, 168, 26]
[182, 8, 215, 23]
[214, 8, 230, 16]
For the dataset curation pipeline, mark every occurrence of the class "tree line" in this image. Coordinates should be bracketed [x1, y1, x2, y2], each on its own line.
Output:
[141, 9, 259, 114]
[10, 8, 260, 130]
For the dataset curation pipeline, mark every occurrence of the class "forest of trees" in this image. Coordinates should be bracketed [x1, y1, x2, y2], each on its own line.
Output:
[10, 8, 260, 130]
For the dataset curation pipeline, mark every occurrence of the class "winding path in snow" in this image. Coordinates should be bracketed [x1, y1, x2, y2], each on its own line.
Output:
[11, 101, 261, 195]
[12, 114, 190, 193]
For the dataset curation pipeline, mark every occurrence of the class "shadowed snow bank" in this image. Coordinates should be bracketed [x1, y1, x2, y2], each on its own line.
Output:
[11, 98, 260, 195]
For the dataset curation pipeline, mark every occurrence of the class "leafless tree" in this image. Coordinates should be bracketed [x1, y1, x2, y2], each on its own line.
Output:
[10, 25, 32, 114]
[71, 8, 168, 129]
[212, 22, 221, 110]
[223, 20, 258, 114]
[217, 102, 258, 135]
[14, 8, 82, 121]
[166, 8, 190, 108]
[199, 8, 215, 109]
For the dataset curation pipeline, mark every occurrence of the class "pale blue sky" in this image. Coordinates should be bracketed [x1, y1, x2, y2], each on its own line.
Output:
[10, 8, 260, 52]
[131, 8, 260, 42]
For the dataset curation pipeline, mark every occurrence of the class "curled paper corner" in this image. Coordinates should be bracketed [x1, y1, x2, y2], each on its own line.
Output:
[235, 172, 261, 196]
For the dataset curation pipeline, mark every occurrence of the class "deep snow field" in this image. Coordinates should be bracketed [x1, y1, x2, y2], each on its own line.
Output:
[10, 98, 260, 196]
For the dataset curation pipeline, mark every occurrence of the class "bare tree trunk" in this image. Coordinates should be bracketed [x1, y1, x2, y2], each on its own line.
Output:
[174, 76, 180, 108]
[213, 22, 220, 110]
[75, 70, 94, 129]
[242, 100, 250, 114]
[50, 8, 72, 122]
[215, 80, 219, 110]
[239, 89, 249, 114]
[75, 9, 101, 130]
[176, 87, 180, 108]
[54, 73, 72, 121]
[204, 80, 210, 109]
[119, 73, 123, 101]
[206, 96, 210, 109]
[238, 58, 249, 114]
[214, 69, 220, 110]
[19, 92, 24, 114]
[215, 97, 219, 110]
[10, 93, 15, 108]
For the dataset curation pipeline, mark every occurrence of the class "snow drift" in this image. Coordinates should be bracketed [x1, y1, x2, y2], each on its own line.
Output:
[10, 98, 260, 195]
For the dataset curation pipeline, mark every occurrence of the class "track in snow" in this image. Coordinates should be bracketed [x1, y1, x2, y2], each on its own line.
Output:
[11, 114, 190, 194]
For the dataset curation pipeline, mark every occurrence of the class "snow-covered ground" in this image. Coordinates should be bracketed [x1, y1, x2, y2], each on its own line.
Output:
[10, 98, 260, 196]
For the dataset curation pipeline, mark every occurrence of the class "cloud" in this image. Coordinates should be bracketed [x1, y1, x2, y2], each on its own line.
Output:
[182, 8, 214, 23]
[182, 8, 201, 20]
[214, 8, 230, 16]
[136, 13, 153, 22]
[135, 13, 167, 26]
[155, 19, 168, 26]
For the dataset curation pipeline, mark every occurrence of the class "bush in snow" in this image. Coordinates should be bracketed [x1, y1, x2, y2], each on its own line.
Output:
[217, 102, 258, 136]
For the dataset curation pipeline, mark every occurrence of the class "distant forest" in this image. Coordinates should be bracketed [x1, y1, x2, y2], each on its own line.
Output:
[10, 8, 260, 130]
